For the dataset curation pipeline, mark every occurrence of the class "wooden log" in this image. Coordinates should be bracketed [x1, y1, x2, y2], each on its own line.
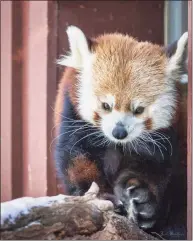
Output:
[0, 183, 157, 240]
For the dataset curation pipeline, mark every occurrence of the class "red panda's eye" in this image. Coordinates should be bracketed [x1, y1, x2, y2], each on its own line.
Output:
[134, 106, 145, 115]
[102, 102, 111, 111]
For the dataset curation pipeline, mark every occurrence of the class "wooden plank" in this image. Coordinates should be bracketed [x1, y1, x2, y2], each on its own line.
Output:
[11, 0, 24, 199]
[22, 1, 48, 197]
[1, 1, 59, 200]
[47, 1, 58, 196]
[1, 1, 12, 202]
[187, 1, 192, 240]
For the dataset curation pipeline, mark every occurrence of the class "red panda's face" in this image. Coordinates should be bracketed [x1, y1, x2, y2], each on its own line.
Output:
[58, 27, 188, 144]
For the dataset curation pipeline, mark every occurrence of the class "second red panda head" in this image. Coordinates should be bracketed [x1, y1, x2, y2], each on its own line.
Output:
[58, 26, 188, 144]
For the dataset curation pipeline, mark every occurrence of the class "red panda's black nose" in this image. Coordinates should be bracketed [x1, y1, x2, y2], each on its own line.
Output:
[112, 124, 128, 140]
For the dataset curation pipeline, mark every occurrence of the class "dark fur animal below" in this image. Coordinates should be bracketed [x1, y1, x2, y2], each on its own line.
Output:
[54, 91, 187, 239]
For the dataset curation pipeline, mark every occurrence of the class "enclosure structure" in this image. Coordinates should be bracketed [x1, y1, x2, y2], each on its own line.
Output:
[1, 1, 192, 239]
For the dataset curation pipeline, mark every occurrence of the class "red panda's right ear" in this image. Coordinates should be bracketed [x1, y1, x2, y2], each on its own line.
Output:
[57, 26, 94, 69]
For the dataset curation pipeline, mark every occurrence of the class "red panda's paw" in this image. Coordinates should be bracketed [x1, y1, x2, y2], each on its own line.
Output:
[100, 193, 127, 215]
[121, 182, 158, 230]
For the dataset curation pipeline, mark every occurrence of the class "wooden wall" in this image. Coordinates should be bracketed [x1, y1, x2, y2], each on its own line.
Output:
[1, 1, 58, 200]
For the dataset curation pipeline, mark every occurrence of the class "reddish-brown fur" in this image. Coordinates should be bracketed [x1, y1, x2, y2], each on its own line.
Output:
[93, 111, 101, 123]
[67, 155, 100, 184]
[127, 178, 140, 187]
[144, 118, 153, 130]
[54, 67, 78, 135]
[92, 34, 167, 112]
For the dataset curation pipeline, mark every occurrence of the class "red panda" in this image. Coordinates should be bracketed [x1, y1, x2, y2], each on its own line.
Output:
[54, 26, 188, 236]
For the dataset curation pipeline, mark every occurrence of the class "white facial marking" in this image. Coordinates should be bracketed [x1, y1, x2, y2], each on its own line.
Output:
[149, 90, 177, 130]
[99, 94, 115, 108]
[132, 99, 144, 111]
[77, 55, 98, 124]
[101, 109, 144, 143]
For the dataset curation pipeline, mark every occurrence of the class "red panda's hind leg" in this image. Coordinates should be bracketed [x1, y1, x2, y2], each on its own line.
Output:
[67, 155, 103, 196]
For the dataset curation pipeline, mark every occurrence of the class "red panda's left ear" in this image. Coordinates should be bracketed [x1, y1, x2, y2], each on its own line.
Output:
[165, 32, 188, 79]
[165, 40, 178, 58]
[57, 26, 95, 69]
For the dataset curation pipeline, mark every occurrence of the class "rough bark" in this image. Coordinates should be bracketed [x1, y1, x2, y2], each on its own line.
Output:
[1, 183, 157, 240]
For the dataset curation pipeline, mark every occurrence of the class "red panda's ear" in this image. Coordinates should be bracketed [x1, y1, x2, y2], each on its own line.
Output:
[165, 40, 178, 58]
[57, 26, 94, 69]
[165, 32, 188, 79]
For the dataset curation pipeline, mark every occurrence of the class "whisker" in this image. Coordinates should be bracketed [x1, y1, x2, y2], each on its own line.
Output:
[89, 133, 104, 146]
[70, 131, 102, 155]
[144, 133, 165, 159]
[137, 137, 152, 156]
[69, 124, 93, 137]
[122, 142, 126, 155]
[143, 133, 156, 155]
[49, 129, 77, 153]
[153, 131, 173, 156]
[133, 139, 140, 155]
[128, 143, 132, 155]
[93, 134, 110, 148]
[51, 122, 90, 138]
[96, 137, 110, 147]
[130, 139, 139, 155]
[50, 125, 96, 152]
[50, 105, 86, 122]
